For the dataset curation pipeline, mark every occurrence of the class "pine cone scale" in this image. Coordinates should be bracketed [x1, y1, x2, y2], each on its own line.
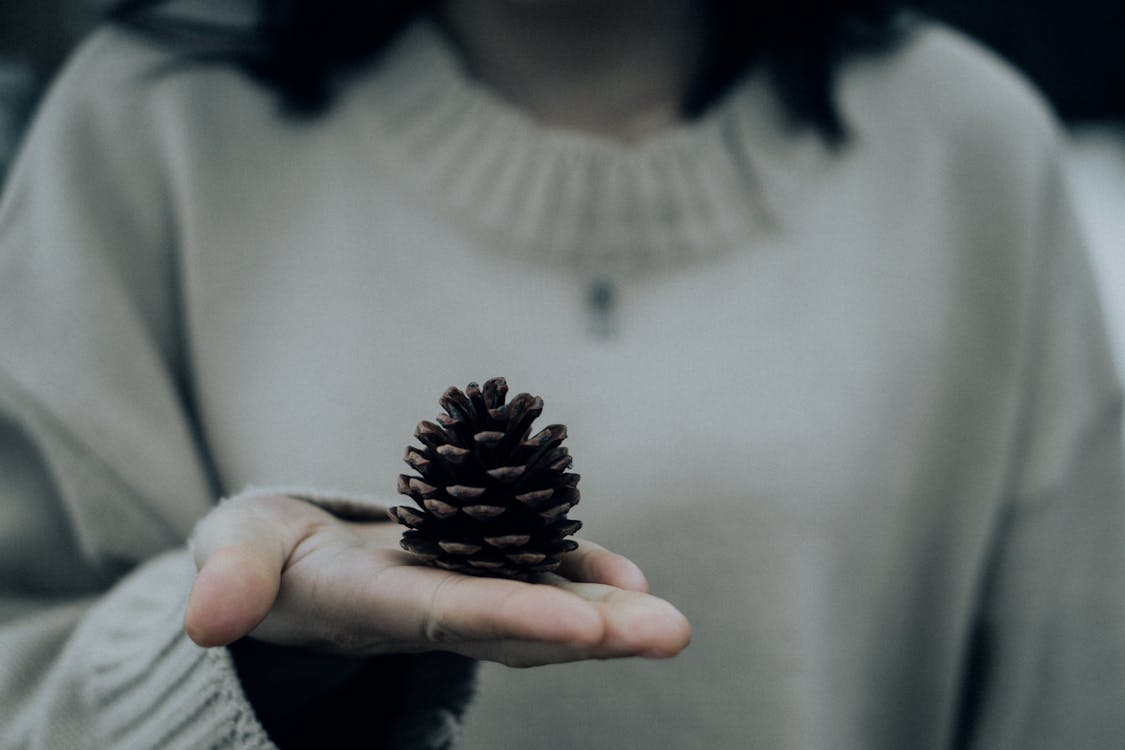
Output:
[483, 534, 532, 548]
[486, 466, 526, 482]
[445, 485, 487, 500]
[422, 499, 458, 518]
[462, 505, 505, 519]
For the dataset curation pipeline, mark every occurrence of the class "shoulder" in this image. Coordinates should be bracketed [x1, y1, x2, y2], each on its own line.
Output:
[33, 17, 274, 143]
[42, 24, 181, 116]
[839, 19, 1063, 168]
[11, 25, 185, 181]
[0, 26, 174, 221]
[54, 0, 258, 93]
[8, 20, 280, 200]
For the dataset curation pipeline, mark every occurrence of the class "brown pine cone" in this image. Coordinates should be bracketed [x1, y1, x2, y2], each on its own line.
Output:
[388, 377, 581, 581]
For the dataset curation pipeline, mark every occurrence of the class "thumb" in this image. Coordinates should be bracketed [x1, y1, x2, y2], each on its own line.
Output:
[183, 497, 297, 647]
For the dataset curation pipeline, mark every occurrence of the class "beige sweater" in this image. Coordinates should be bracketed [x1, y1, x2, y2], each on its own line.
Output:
[1, 15, 1123, 750]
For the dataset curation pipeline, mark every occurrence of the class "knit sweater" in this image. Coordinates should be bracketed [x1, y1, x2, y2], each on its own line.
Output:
[0, 14, 1122, 750]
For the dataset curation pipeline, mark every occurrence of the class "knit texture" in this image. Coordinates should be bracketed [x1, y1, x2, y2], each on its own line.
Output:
[66, 552, 275, 749]
[1, 551, 275, 749]
[364, 23, 783, 278]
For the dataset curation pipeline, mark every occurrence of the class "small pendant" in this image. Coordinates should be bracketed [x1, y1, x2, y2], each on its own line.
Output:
[587, 277, 617, 339]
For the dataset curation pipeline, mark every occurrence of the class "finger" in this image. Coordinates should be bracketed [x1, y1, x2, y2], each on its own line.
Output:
[555, 539, 650, 592]
[184, 496, 311, 648]
[324, 523, 681, 661]
[344, 524, 611, 646]
[373, 567, 608, 650]
[451, 584, 692, 666]
[350, 524, 649, 592]
[555, 581, 692, 659]
[453, 638, 610, 667]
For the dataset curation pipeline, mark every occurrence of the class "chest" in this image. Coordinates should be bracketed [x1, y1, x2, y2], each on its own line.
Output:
[179, 179, 989, 523]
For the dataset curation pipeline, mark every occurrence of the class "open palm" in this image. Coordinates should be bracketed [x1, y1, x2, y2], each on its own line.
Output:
[185, 494, 691, 667]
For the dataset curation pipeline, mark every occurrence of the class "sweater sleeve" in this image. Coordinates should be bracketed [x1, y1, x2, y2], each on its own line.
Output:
[0, 29, 477, 749]
[0, 30, 276, 749]
[956, 134, 1125, 748]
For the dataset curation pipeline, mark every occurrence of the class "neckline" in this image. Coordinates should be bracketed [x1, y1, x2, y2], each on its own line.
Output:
[359, 19, 826, 279]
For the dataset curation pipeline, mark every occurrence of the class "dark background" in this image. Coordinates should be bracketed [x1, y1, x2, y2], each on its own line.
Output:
[3, 1, 1123, 117]
[1, 0, 1124, 179]
[917, 0, 1125, 122]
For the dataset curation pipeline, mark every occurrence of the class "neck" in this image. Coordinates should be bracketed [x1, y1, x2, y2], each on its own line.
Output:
[434, 0, 705, 142]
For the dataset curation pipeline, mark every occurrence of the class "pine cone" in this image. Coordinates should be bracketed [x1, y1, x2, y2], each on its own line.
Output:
[388, 378, 582, 581]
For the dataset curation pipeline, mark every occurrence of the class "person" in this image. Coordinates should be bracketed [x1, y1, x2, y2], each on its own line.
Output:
[0, 2, 694, 746]
[0, 2, 1121, 750]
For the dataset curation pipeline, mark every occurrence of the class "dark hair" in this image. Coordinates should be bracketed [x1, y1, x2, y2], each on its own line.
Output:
[109, 0, 905, 142]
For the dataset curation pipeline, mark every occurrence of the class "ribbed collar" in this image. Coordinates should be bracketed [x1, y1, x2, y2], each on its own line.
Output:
[360, 19, 827, 279]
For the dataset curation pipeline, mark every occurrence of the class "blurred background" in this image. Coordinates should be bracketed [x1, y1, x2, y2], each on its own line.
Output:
[1, 0, 1123, 372]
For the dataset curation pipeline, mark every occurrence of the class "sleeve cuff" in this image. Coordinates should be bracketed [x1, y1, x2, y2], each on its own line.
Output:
[67, 549, 276, 748]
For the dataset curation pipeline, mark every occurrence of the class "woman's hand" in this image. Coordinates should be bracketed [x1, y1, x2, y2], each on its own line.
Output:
[184, 494, 691, 667]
